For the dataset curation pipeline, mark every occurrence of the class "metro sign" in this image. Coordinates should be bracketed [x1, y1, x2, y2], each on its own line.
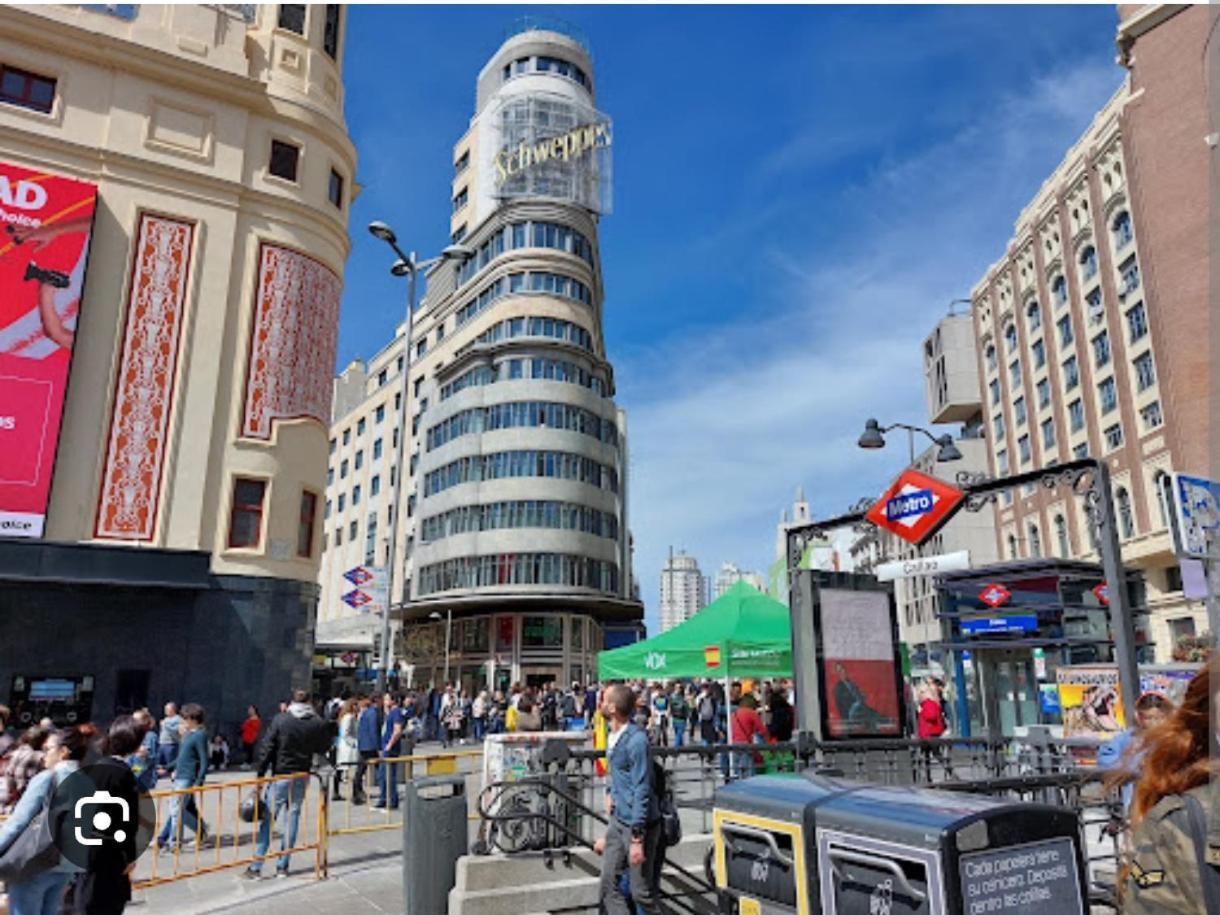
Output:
[344, 566, 374, 587]
[342, 589, 373, 610]
[978, 583, 1011, 609]
[1092, 583, 1110, 606]
[865, 468, 965, 547]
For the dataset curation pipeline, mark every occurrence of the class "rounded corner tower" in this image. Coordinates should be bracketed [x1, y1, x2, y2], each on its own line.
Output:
[396, 21, 640, 690]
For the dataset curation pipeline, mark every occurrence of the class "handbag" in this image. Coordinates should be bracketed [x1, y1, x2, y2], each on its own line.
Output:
[0, 774, 60, 882]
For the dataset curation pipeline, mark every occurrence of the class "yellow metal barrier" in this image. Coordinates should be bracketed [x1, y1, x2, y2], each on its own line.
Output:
[328, 749, 484, 837]
[133, 771, 327, 889]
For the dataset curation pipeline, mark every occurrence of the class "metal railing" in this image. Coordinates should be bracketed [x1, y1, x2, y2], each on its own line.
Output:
[133, 770, 327, 889]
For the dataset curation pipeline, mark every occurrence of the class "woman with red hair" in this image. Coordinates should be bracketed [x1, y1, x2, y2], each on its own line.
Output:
[1121, 656, 1219, 912]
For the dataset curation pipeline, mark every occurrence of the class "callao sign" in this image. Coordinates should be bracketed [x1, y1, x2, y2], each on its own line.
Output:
[865, 468, 965, 547]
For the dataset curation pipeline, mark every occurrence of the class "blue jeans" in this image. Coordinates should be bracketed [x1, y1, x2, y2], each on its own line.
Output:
[157, 780, 203, 848]
[155, 741, 179, 771]
[472, 717, 486, 741]
[376, 753, 398, 808]
[7, 869, 70, 915]
[252, 777, 307, 873]
[672, 720, 686, 748]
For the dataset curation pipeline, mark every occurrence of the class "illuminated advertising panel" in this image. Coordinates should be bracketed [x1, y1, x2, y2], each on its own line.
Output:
[483, 92, 613, 214]
[0, 161, 98, 538]
[819, 588, 902, 738]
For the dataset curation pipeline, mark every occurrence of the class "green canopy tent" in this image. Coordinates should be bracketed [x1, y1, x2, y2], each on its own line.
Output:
[597, 581, 793, 680]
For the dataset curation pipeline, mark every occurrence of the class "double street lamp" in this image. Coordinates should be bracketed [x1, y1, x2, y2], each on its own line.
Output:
[367, 220, 471, 695]
[857, 418, 962, 466]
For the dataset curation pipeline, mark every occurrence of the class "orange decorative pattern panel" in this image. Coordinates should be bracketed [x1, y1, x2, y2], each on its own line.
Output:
[95, 214, 194, 541]
[241, 244, 340, 440]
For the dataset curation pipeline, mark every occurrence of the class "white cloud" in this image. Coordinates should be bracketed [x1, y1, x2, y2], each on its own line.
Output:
[616, 57, 1123, 632]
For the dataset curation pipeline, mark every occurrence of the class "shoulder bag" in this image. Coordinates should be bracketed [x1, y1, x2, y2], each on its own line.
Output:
[0, 773, 61, 882]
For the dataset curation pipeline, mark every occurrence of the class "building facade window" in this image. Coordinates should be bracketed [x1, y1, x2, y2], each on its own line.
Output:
[1126, 303, 1148, 343]
[1026, 301, 1042, 332]
[354, 450, 363, 470]
[453, 187, 468, 212]
[1104, 423, 1124, 450]
[1099, 377, 1118, 414]
[1018, 434, 1031, 464]
[337, 493, 345, 512]
[424, 450, 618, 497]
[418, 553, 619, 596]
[1119, 257, 1140, 296]
[1116, 487, 1135, 539]
[340, 459, 348, 479]
[228, 479, 266, 549]
[1036, 378, 1051, 408]
[269, 139, 300, 182]
[1140, 400, 1163, 431]
[1029, 524, 1042, 558]
[426, 401, 618, 451]
[1079, 245, 1098, 282]
[1055, 514, 1070, 558]
[342, 428, 350, 446]
[1009, 359, 1021, 388]
[297, 491, 317, 557]
[985, 344, 997, 373]
[993, 414, 1005, 442]
[0, 65, 56, 114]
[1086, 288, 1104, 324]
[1092, 331, 1111, 368]
[1063, 356, 1079, 390]
[1041, 418, 1056, 450]
[351, 484, 361, 506]
[1073, 442, 1089, 459]
[364, 513, 377, 566]
[421, 500, 620, 543]
[278, 4, 306, 33]
[1155, 471, 1173, 528]
[996, 448, 1009, 475]
[1031, 339, 1045, 370]
[1008, 534, 1018, 560]
[1057, 315, 1074, 347]
[1004, 324, 1018, 353]
[1133, 351, 1156, 391]
[373, 438, 383, 460]
[1068, 399, 1085, 432]
[454, 150, 470, 176]
[989, 379, 1000, 405]
[370, 475, 381, 498]
[357, 417, 366, 436]
[1052, 275, 1068, 307]
[328, 169, 345, 208]
[1112, 211, 1132, 250]
[349, 519, 357, 540]
[323, 4, 341, 59]
[1014, 396, 1026, 427]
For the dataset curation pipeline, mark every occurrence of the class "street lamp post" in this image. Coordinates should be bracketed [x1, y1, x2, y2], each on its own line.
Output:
[858, 418, 963, 466]
[429, 609, 453, 685]
[368, 220, 471, 696]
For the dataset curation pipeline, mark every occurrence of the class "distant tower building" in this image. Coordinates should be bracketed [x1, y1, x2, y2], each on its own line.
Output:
[768, 488, 852, 600]
[659, 548, 708, 632]
[714, 562, 766, 598]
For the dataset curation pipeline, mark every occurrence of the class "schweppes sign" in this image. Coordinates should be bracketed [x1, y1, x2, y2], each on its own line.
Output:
[494, 121, 612, 184]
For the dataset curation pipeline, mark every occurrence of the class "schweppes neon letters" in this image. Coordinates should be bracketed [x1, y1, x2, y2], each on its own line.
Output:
[494, 121, 611, 184]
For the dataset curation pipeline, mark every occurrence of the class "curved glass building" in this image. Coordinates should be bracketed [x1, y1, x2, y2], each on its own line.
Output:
[395, 25, 642, 691]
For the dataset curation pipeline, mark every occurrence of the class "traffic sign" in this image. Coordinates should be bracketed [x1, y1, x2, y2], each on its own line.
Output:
[1092, 583, 1110, 606]
[875, 550, 970, 582]
[865, 469, 965, 547]
[1172, 473, 1220, 559]
[978, 583, 1011, 608]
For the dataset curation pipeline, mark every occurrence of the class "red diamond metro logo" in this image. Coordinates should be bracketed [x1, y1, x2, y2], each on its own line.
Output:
[978, 583, 1011, 608]
[865, 468, 965, 547]
[1092, 583, 1110, 606]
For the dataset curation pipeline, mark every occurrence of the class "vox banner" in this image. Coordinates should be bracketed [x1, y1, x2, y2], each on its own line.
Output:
[0, 161, 98, 538]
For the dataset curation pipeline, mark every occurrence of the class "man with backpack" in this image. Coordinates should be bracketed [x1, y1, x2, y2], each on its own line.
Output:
[669, 685, 689, 748]
[594, 684, 662, 914]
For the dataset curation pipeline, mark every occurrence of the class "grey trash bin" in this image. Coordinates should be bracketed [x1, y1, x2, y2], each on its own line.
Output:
[403, 774, 467, 915]
[713, 772, 1086, 915]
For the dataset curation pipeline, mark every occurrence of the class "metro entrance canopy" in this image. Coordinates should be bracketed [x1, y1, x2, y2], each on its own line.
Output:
[597, 581, 792, 680]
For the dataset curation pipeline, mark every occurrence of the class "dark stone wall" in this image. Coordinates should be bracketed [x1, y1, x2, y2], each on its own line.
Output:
[0, 561, 317, 744]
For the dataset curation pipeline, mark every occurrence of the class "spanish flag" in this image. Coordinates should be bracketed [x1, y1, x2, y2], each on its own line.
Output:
[593, 709, 608, 776]
[704, 645, 721, 669]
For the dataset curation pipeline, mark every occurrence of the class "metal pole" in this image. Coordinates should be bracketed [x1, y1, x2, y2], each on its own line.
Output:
[377, 256, 418, 697]
[1093, 461, 1140, 728]
[1204, 530, 1220, 645]
[907, 427, 915, 466]
[443, 609, 452, 684]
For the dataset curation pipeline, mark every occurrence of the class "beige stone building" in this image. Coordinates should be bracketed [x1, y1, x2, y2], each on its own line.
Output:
[965, 4, 1217, 661]
[317, 24, 642, 692]
[0, 4, 355, 730]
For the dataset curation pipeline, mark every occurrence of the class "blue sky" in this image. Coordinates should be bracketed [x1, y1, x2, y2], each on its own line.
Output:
[338, 5, 1125, 633]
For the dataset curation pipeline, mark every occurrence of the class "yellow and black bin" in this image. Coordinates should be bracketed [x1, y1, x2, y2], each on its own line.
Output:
[712, 772, 1087, 915]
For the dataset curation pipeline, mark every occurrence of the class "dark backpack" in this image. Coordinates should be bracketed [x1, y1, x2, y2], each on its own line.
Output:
[652, 758, 681, 849]
[671, 694, 689, 720]
[699, 695, 716, 722]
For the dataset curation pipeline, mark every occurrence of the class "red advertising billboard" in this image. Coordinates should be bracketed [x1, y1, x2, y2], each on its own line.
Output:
[819, 588, 902, 738]
[0, 162, 98, 538]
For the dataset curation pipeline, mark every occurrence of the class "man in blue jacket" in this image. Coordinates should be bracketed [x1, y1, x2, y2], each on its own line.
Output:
[352, 694, 379, 805]
[594, 684, 661, 914]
